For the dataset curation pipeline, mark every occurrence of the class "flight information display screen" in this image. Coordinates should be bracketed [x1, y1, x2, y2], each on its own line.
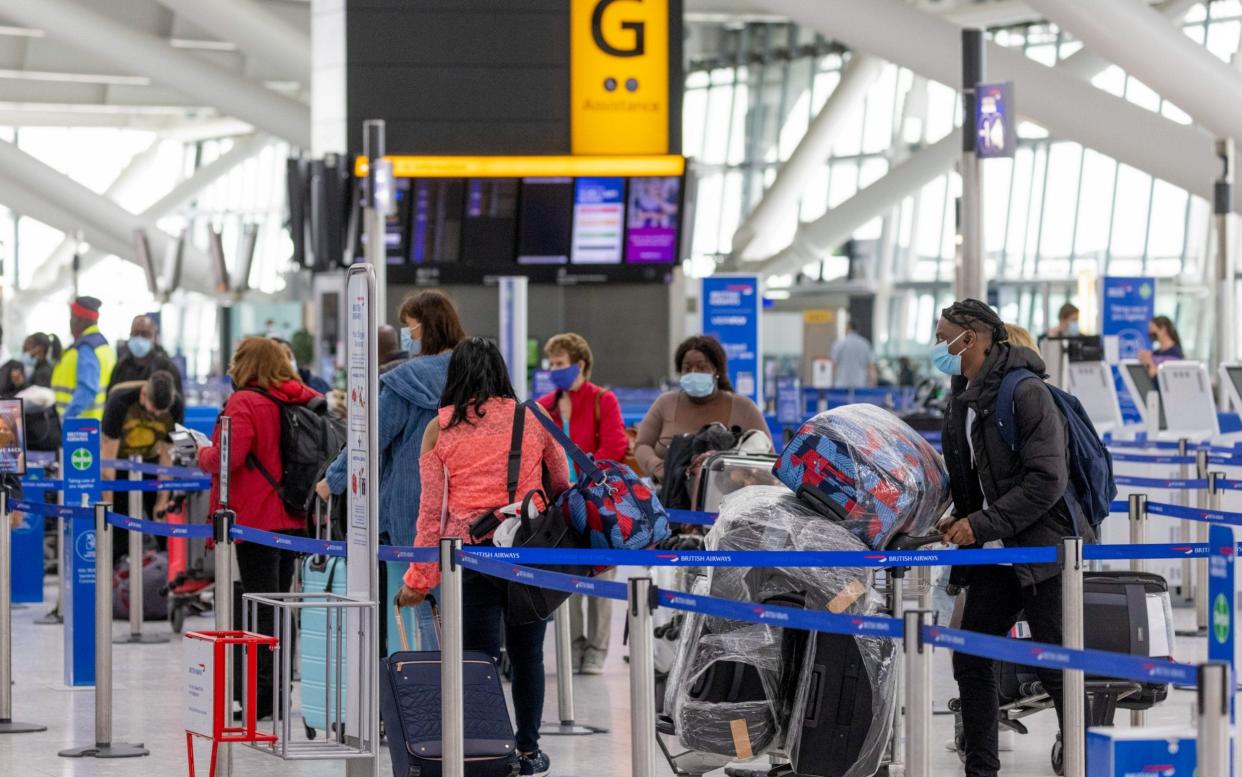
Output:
[625, 176, 682, 263]
[516, 178, 574, 265]
[461, 179, 519, 266]
[571, 177, 625, 264]
[409, 179, 465, 264]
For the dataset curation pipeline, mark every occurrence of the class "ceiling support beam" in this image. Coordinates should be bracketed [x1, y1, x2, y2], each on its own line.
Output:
[0, 138, 215, 293]
[1026, 0, 1242, 143]
[153, 0, 310, 80]
[753, 0, 1226, 213]
[756, 131, 961, 277]
[730, 55, 883, 261]
[0, 0, 310, 147]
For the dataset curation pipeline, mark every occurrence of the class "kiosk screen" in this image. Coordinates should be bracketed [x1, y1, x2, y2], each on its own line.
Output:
[1125, 363, 1166, 430]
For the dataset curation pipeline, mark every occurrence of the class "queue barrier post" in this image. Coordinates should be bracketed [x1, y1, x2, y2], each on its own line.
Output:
[1061, 536, 1086, 777]
[1127, 494, 1147, 727]
[0, 488, 46, 733]
[1197, 662, 1231, 777]
[58, 503, 148, 759]
[213, 417, 234, 777]
[627, 577, 657, 777]
[1178, 441, 1194, 604]
[540, 602, 607, 735]
[440, 537, 464, 777]
[35, 451, 65, 626]
[117, 455, 168, 645]
[903, 610, 932, 777]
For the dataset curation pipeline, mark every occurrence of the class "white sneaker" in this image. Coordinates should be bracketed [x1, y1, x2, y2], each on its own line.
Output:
[580, 649, 605, 675]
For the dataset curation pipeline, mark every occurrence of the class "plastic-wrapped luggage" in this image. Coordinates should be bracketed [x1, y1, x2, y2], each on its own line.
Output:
[665, 487, 896, 776]
[774, 404, 949, 548]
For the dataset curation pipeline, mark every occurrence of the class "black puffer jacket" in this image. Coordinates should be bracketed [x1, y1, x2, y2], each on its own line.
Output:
[943, 343, 1076, 588]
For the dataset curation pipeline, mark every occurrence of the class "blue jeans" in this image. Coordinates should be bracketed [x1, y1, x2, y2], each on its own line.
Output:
[462, 569, 548, 753]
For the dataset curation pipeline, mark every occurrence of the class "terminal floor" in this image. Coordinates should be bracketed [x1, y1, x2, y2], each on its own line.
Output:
[1, 571, 1212, 777]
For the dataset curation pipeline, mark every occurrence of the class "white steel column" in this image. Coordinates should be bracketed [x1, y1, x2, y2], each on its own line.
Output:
[731, 55, 884, 260]
[0, 0, 310, 148]
[153, 0, 310, 79]
[752, 0, 1226, 214]
[1027, 0, 1242, 145]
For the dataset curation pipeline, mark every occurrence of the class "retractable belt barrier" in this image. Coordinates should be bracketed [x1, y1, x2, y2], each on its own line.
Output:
[104, 511, 213, 540]
[100, 459, 206, 479]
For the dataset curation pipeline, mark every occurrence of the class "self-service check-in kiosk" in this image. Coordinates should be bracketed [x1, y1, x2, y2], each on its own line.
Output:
[1218, 363, 1242, 415]
[1155, 360, 1219, 440]
[1065, 360, 1124, 436]
[1118, 359, 1167, 438]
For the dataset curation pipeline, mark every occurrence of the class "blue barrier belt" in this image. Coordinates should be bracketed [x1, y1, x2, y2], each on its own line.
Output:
[457, 552, 629, 601]
[1109, 452, 1197, 465]
[1109, 500, 1129, 513]
[378, 546, 438, 563]
[453, 545, 1057, 568]
[924, 625, 1198, 687]
[104, 511, 213, 539]
[1216, 478, 1242, 492]
[101, 459, 206, 479]
[1084, 543, 1212, 560]
[666, 509, 717, 526]
[9, 498, 90, 519]
[1145, 500, 1242, 528]
[656, 586, 903, 639]
[101, 478, 211, 492]
[228, 524, 346, 557]
[1113, 476, 1208, 490]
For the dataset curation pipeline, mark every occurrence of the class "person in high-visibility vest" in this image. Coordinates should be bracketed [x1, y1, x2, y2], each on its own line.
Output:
[52, 296, 116, 420]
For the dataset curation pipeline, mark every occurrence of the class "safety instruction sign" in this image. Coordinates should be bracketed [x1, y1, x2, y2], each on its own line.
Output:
[63, 418, 100, 686]
[183, 636, 216, 736]
[1209, 525, 1235, 670]
[701, 275, 762, 404]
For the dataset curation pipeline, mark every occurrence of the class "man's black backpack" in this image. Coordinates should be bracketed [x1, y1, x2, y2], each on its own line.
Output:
[241, 388, 347, 518]
[995, 369, 1117, 535]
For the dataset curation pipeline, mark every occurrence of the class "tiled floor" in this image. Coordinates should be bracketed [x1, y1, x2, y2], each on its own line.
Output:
[0, 570, 1216, 777]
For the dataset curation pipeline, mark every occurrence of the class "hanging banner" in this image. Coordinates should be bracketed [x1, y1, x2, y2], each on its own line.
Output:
[701, 275, 762, 404]
[1101, 277, 1156, 426]
[62, 418, 100, 687]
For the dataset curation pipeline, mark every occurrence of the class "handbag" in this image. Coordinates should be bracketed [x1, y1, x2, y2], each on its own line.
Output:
[467, 402, 591, 626]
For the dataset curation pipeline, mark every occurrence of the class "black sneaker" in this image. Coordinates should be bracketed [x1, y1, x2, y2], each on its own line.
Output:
[519, 749, 550, 776]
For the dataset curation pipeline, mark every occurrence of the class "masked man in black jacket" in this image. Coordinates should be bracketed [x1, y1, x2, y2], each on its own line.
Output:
[937, 299, 1080, 777]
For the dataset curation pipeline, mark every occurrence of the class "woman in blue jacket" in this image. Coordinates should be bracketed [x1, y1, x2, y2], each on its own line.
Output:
[317, 290, 465, 652]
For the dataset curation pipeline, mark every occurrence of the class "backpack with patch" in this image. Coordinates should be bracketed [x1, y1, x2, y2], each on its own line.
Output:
[241, 388, 347, 519]
[524, 400, 671, 550]
[995, 368, 1117, 533]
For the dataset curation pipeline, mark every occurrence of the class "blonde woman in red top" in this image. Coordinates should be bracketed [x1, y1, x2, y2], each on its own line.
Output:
[398, 337, 569, 776]
[536, 332, 626, 675]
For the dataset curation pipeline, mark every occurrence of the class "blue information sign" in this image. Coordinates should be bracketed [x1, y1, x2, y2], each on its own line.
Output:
[975, 82, 1015, 159]
[701, 275, 762, 404]
[1102, 277, 1156, 426]
[10, 506, 42, 603]
[1209, 525, 1235, 719]
[776, 376, 802, 427]
[62, 418, 100, 687]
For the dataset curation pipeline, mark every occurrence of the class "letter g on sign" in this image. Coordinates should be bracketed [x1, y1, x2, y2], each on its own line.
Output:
[592, 0, 645, 57]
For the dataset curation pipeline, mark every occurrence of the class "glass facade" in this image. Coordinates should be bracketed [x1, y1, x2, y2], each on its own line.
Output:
[684, 1, 1242, 361]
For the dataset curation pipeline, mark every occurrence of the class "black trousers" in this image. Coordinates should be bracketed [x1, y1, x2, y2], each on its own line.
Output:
[235, 530, 303, 717]
[952, 566, 1065, 777]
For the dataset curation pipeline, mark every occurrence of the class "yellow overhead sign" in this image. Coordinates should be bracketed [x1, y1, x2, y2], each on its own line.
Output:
[354, 154, 685, 178]
[570, 0, 670, 155]
[803, 309, 835, 325]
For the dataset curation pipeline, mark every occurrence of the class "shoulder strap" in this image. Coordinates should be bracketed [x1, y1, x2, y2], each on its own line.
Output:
[995, 368, 1041, 451]
[523, 399, 602, 482]
[506, 401, 525, 503]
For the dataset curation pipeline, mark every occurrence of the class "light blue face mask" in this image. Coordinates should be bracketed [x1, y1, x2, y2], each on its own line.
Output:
[932, 331, 968, 377]
[400, 328, 420, 355]
[128, 336, 153, 359]
[680, 372, 716, 398]
[1066, 321, 1080, 336]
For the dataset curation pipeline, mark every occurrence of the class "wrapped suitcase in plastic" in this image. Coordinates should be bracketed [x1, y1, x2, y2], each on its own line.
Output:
[774, 404, 950, 548]
[664, 487, 900, 777]
[691, 452, 781, 513]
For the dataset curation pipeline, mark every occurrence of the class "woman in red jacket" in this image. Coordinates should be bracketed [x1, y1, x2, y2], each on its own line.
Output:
[536, 332, 627, 675]
[197, 336, 322, 717]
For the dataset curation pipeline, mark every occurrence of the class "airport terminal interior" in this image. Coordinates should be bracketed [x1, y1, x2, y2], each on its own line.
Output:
[4, 1, 1242, 776]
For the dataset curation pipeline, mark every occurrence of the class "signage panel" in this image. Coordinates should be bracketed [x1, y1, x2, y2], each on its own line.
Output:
[62, 418, 100, 686]
[701, 275, 762, 404]
[571, 0, 671, 155]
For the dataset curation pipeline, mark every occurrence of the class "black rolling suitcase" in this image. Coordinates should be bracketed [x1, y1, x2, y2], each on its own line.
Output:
[1083, 570, 1174, 707]
[379, 598, 520, 777]
[780, 627, 890, 777]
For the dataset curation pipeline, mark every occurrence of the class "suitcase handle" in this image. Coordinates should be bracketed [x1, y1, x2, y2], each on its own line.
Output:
[392, 591, 440, 651]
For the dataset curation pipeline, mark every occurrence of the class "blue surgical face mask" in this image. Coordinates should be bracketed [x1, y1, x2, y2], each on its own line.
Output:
[550, 364, 581, 392]
[127, 336, 153, 359]
[680, 372, 717, 398]
[932, 331, 969, 377]
[400, 328, 415, 354]
[19, 352, 36, 370]
[1066, 321, 1080, 336]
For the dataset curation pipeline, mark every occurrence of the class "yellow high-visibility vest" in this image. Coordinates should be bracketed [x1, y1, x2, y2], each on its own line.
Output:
[52, 325, 116, 420]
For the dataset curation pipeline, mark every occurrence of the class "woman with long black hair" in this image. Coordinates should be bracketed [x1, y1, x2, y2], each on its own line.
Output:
[397, 337, 569, 776]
